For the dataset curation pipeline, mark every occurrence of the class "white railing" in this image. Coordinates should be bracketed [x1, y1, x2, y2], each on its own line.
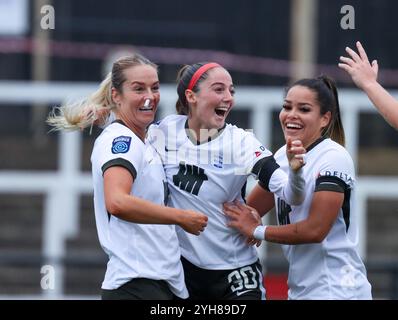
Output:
[1, 80, 397, 298]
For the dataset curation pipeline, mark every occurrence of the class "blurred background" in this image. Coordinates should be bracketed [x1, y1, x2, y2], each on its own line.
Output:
[0, 0, 398, 299]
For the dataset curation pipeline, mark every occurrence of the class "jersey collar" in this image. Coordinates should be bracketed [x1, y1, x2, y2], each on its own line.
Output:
[306, 136, 327, 153]
[184, 119, 226, 146]
[111, 119, 128, 127]
[111, 119, 147, 144]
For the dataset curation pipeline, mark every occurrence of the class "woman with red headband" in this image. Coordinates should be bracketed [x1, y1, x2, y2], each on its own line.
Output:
[148, 62, 307, 299]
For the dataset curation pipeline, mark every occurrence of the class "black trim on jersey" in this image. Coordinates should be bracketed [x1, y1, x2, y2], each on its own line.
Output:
[252, 156, 280, 191]
[342, 188, 351, 232]
[315, 175, 345, 193]
[111, 119, 128, 127]
[112, 119, 148, 145]
[184, 119, 226, 145]
[101, 158, 137, 180]
[163, 180, 169, 205]
[277, 197, 291, 225]
[306, 136, 327, 152]
[241, 181, 247, 202]
[315, 175, 351, 231]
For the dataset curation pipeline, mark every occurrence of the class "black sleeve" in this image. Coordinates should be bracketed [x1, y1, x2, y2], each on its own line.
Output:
[101, 158, 137, 180]
[315, 175, 346, 193]
[251, 156, 280, 191]
[315, 175, 351, 231]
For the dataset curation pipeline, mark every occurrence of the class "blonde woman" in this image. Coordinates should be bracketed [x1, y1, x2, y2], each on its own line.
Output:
[48, 54, 207, 300]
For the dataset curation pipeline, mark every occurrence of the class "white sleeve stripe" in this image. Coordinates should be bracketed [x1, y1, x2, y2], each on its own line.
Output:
[319, 182, 339, 186]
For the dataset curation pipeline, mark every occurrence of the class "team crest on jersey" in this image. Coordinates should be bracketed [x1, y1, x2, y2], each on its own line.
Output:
[213, 154, 223, 168]
[111, 136, 132, 154]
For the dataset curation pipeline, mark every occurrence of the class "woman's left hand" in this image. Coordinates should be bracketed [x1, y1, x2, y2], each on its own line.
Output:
[223, 201, 262, 243]
[246, 237, 262, 247]
[338, 41, 378, 91]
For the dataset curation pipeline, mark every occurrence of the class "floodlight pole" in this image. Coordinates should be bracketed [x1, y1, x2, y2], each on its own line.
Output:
[31, 0, 52, 146]
[290, 0, 318, 81]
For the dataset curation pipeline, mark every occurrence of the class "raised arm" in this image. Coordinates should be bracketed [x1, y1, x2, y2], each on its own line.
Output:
[254, 139, 306, 206]
[339, 41, 398, 129]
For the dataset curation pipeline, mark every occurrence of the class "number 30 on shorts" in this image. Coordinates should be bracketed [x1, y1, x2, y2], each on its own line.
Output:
[227, 265, 258, 293]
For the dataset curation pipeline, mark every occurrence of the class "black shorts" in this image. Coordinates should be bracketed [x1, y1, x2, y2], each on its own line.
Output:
[181, 257, 265, 300]
[101, 278, 174, 300]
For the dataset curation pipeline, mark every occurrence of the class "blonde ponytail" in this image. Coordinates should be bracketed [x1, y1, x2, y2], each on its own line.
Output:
[47, 72, 114, 131]
[47, 52, 157, 132]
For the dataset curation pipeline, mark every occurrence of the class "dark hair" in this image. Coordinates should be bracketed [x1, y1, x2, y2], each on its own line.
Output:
[287, 75, 345, 146]
[175, 62, 212, 115]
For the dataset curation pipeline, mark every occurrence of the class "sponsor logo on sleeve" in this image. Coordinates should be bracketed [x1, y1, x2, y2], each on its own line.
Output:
[318, 170, 354, 184]
[254, 146, 266, 158]
[111, 136, 132, 154]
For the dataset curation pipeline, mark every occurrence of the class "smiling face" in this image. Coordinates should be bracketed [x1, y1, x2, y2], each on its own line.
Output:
[280, 85, 331, 149]
[186, 67, 235, 131]
[112, 64, 160, 137]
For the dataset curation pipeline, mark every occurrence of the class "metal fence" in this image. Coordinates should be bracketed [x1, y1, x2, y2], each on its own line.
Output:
[1, 81, 398, 298]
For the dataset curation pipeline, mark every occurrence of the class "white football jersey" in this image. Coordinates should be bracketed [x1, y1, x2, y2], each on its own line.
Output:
[148, 114, 297, 270]
[91, 120, 188, 298]
[274, 138, 372, 300]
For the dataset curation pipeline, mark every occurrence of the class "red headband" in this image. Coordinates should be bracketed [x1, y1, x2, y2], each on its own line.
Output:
[187, 63, 221, 90]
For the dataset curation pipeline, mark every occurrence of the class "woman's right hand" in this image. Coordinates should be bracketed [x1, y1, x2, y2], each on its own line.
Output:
[286, 137, 306, 171]
[338, 41, 379, 91]
[178, 210, 208, 236]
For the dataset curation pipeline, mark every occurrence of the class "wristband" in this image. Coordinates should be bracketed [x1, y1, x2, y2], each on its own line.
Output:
[253, 225, 267, 240]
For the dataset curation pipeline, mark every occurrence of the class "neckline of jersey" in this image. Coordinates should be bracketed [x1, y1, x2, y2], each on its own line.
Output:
[111, 119, 147, 146]
[306, 136, 327, 153]
[184, 119, 227, 146]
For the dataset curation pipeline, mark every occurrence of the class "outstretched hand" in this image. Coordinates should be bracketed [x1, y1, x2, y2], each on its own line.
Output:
[338, 41, 378, 90]
[286, 137, 306, 171]
[223, 201, 262, 246]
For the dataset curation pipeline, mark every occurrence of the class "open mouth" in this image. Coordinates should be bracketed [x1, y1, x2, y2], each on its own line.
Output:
[285, 122, 303, 130]
[215, 106, 229, 117]
[139, 106, 154, 111]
